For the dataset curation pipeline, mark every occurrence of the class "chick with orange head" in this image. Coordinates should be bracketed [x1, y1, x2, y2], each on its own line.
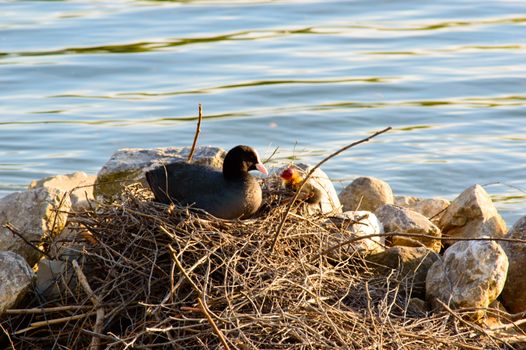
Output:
[280, 166, 322, 204]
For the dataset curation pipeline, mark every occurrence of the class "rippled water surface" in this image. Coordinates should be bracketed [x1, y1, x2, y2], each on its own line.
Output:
[1, 0, 525, 224]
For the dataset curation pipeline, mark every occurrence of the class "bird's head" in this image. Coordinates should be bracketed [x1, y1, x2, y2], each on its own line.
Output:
[280, 166, 303, 187]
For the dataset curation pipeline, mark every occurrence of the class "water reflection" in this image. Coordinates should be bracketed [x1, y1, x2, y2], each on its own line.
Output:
[1, 27, 321, 58]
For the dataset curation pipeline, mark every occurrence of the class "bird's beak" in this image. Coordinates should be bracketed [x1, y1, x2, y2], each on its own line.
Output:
[256, 163, 268, 175]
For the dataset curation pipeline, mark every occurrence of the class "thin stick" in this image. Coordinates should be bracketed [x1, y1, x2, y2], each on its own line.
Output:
[489, 318, 526, 331]
[14, 312, 97, 335]
[0, 321, 15, 350]
[263, 146, 280, 164]
[427, 206, 448, 222]
[49, 191, 69, 238]
[482, 181, 526, 194]
[318, 231, 526, 259]
[188, 103, 203, 163]
[72, 259, 105, 350]
[197, 297, 230, 348]
[270, 126, 392, 253]
[3, 223, 52, 259]
[5, 305, 96, 314]
[167, 244, 231, 350]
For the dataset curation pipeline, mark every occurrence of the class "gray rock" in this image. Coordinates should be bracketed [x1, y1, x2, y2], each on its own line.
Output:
[500, 216, 526, 314]
[394, 195, 450, 224]
[35, 259, 77, 301]
[277, 163, 342, 215]
[0, 251, 35, 315]
[29, 171, 96, 210]
[438, 184, 507, 240]
[375, 204, 442, 252]
[0, 188, 71, 266]
[94, 146, 226, 200]
[367, 246, 438, 298]
[339, 176, 394, 212]
[35, 259, 66, 298]
[326, 211, 384, 257]
[426, 239, 508, 320]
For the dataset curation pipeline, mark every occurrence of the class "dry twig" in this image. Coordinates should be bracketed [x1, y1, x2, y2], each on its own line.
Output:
[3, 223, 52, 260]
[5, 305, 96, 314]
[72, 259, 105, 350]
[188, 103, 203, 163]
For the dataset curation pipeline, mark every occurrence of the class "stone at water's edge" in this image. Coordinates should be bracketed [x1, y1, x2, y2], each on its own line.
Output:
[0, 187, 71, 266]
[339, 176, 394, 212]
[0, 251, 35, 315]
[326, 210, 384, 256]
[426, 239, 508, 320]
[394, 195, 450, 224]
[438, 184, 507, 240]
[367, 246, 439, 299]
[375, 204, 442, 253]
[277, 163, 342, 215]
[94, 146, 226, 200]
[500, 216, 526, 314]
[29, 171, 96, 210]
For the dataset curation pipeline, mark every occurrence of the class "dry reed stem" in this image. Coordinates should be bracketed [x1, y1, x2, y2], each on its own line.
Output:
[72, 259, 105, 350]
[188, 103, 203, 163]
[5, 305, 97, 314]
[13, 312, 98, 335]
[0, 322, 15, 350]
[3, 223, 52, 260]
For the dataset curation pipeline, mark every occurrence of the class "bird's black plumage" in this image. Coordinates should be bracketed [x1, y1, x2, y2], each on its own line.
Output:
[146, 145, 267, 219]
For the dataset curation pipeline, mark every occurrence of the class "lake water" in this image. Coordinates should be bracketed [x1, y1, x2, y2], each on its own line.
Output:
[1, 0, 525, 225]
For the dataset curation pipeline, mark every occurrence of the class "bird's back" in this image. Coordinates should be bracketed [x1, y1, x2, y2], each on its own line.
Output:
[145, 162, 262, 219]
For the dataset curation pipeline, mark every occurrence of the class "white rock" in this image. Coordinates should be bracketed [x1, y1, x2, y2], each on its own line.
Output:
[339, 176, 394, 212]
[0, 251, 35, 315]
[375, 204, 442, 253]
[0, 187, 71, 266]
[276, 163, 342, 215]
[439, 184, 507, 240]
[426, 239, 508, 320]
[327, 211, 384, 256]
[94, 146, 226, 200]
[29, 171, 96, 210]
[394, 195, 450, 224]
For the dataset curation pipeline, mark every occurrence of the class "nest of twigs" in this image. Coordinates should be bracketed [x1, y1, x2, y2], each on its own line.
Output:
[1, 180, 514, 349]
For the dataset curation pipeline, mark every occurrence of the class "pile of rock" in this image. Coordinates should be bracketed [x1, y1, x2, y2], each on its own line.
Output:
[0, 171, 95, 313]
[338, 176, 516, 321]
[0, 146, 524, 328]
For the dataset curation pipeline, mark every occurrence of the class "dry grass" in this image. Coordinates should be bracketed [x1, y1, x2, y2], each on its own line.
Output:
[1, 180, 517, 349]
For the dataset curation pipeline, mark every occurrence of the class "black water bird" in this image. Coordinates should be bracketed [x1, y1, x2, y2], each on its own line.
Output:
[146, 145, 268, 219]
